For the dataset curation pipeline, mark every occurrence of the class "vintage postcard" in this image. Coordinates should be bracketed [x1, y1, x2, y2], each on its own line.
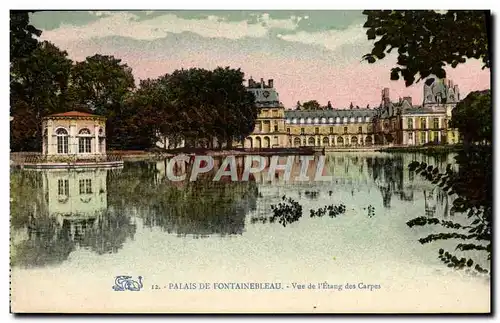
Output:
[9, 9, 491, 314]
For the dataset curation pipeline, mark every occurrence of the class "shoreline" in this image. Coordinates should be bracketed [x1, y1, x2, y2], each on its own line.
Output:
[10, 145, 463, 164]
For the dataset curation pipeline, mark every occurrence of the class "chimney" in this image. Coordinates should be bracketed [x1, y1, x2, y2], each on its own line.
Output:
[260, 78, 264, 89]
[268, 79, 274, 88]
[382, 87, 390, 105]
[248, 77, 255, 87]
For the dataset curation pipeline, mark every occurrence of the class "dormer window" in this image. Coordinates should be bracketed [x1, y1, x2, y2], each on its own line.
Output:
[329, 117, 334, 123]
[343, 117, 348, 123]
[300, 118, 305, 124]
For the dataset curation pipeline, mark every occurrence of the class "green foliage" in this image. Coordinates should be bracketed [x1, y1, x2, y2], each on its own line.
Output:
[301, 100, 321, 110]
[11, 41, 73, 151]
[310, 204, 346, 218]
[362, 10, 490, 86]
[10, 11, 41, 64]
[450, 90, 491, 145]
[70, 54, 135, 115]
[145, 67, 257, 149]
[407, 154, 491, 274]
[270, 196, 303, 227]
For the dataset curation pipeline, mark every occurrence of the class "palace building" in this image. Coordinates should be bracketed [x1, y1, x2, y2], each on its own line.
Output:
[373, 77, 460, 146]
[243, 76, 460, 148]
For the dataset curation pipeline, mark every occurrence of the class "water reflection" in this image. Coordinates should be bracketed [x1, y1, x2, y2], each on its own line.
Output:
[10, 167, 136, 268]
[10, 152, 459, 268]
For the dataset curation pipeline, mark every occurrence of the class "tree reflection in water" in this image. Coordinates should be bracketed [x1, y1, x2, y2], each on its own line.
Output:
[10, 152, 461, 267]
[10, 167, 136, 268]
[107, 159, 259, 238]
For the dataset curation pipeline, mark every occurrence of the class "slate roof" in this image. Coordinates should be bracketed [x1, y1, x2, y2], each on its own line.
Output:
[284, 109, 377, 119]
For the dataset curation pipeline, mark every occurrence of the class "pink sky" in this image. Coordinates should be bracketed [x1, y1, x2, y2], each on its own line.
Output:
[36, 11, 491, 109]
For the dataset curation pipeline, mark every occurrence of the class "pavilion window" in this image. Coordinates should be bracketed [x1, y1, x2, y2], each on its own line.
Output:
[58, 179, 69, 196]
[344, 127, 348, 134]
[78, 128, 92, 153]
[79, 179, 92, 194]
[315, 127, 319, 134]
[56, 128, 69, 154]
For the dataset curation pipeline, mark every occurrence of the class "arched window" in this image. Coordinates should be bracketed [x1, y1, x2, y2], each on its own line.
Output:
[314, 117, 319, 124]
[79, 128, 91, 135]
[78, 128, 92, 153]
[329, 118, 334, 123]
[56, 128, 68, 154]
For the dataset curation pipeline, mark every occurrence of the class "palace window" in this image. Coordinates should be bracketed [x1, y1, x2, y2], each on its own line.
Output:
[408, 133, 413, 141]
[358, 117, 363, 123]
[434, 131, 439, 142]
[274, 125, 278, 132]
[420, 132, 426, 143]
[56, 128, 69, 154]
[315, 127, 319, 134]
[336, 117, 341, 123]
[58, 179, 69, 196]
[330, 127, 334, 134]
[343, 117, 348, 123]
[407, 118, 413, 130]
[433, 118, 439, 129]
[301, 128, 305, 135]
[420, 118, 427, 129]
[358, 126, 363, 133]
[287, 128, 290, 134]
[79, 179, 92, 194]
[344, 127, 348, 134]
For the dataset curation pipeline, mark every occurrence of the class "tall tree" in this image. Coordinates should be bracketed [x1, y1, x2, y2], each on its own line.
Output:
[10, 11, 41, 69]
[450, 90, 491, 147]
[70, 54, 135, 115]
[362, 10, 490, 86]
[11, 41, 73, 151]
[70, 54, 136, 148]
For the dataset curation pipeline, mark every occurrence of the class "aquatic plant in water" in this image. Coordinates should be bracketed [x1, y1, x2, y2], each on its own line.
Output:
[407, 157, 491, 275]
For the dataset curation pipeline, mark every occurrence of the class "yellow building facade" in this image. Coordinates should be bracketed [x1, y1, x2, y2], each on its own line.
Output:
[242, 76, 460, 149]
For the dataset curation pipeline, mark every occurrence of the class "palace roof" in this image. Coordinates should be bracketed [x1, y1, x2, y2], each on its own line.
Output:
[284, 109, 377, 119]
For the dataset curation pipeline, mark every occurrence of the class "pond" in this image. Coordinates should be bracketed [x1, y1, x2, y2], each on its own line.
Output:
[9, 152, 490, 313]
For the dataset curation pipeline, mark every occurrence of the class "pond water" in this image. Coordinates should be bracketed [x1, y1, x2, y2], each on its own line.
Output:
[10, 152, 490, 313]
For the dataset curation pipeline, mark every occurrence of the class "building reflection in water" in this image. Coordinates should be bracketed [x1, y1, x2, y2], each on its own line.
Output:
[10, 166, 136, 268]
[10, 152, 460, 268]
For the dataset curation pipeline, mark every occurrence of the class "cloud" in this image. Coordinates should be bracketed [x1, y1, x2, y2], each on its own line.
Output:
[40, 11, 300, 43]
[277, 23, 368, 52]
